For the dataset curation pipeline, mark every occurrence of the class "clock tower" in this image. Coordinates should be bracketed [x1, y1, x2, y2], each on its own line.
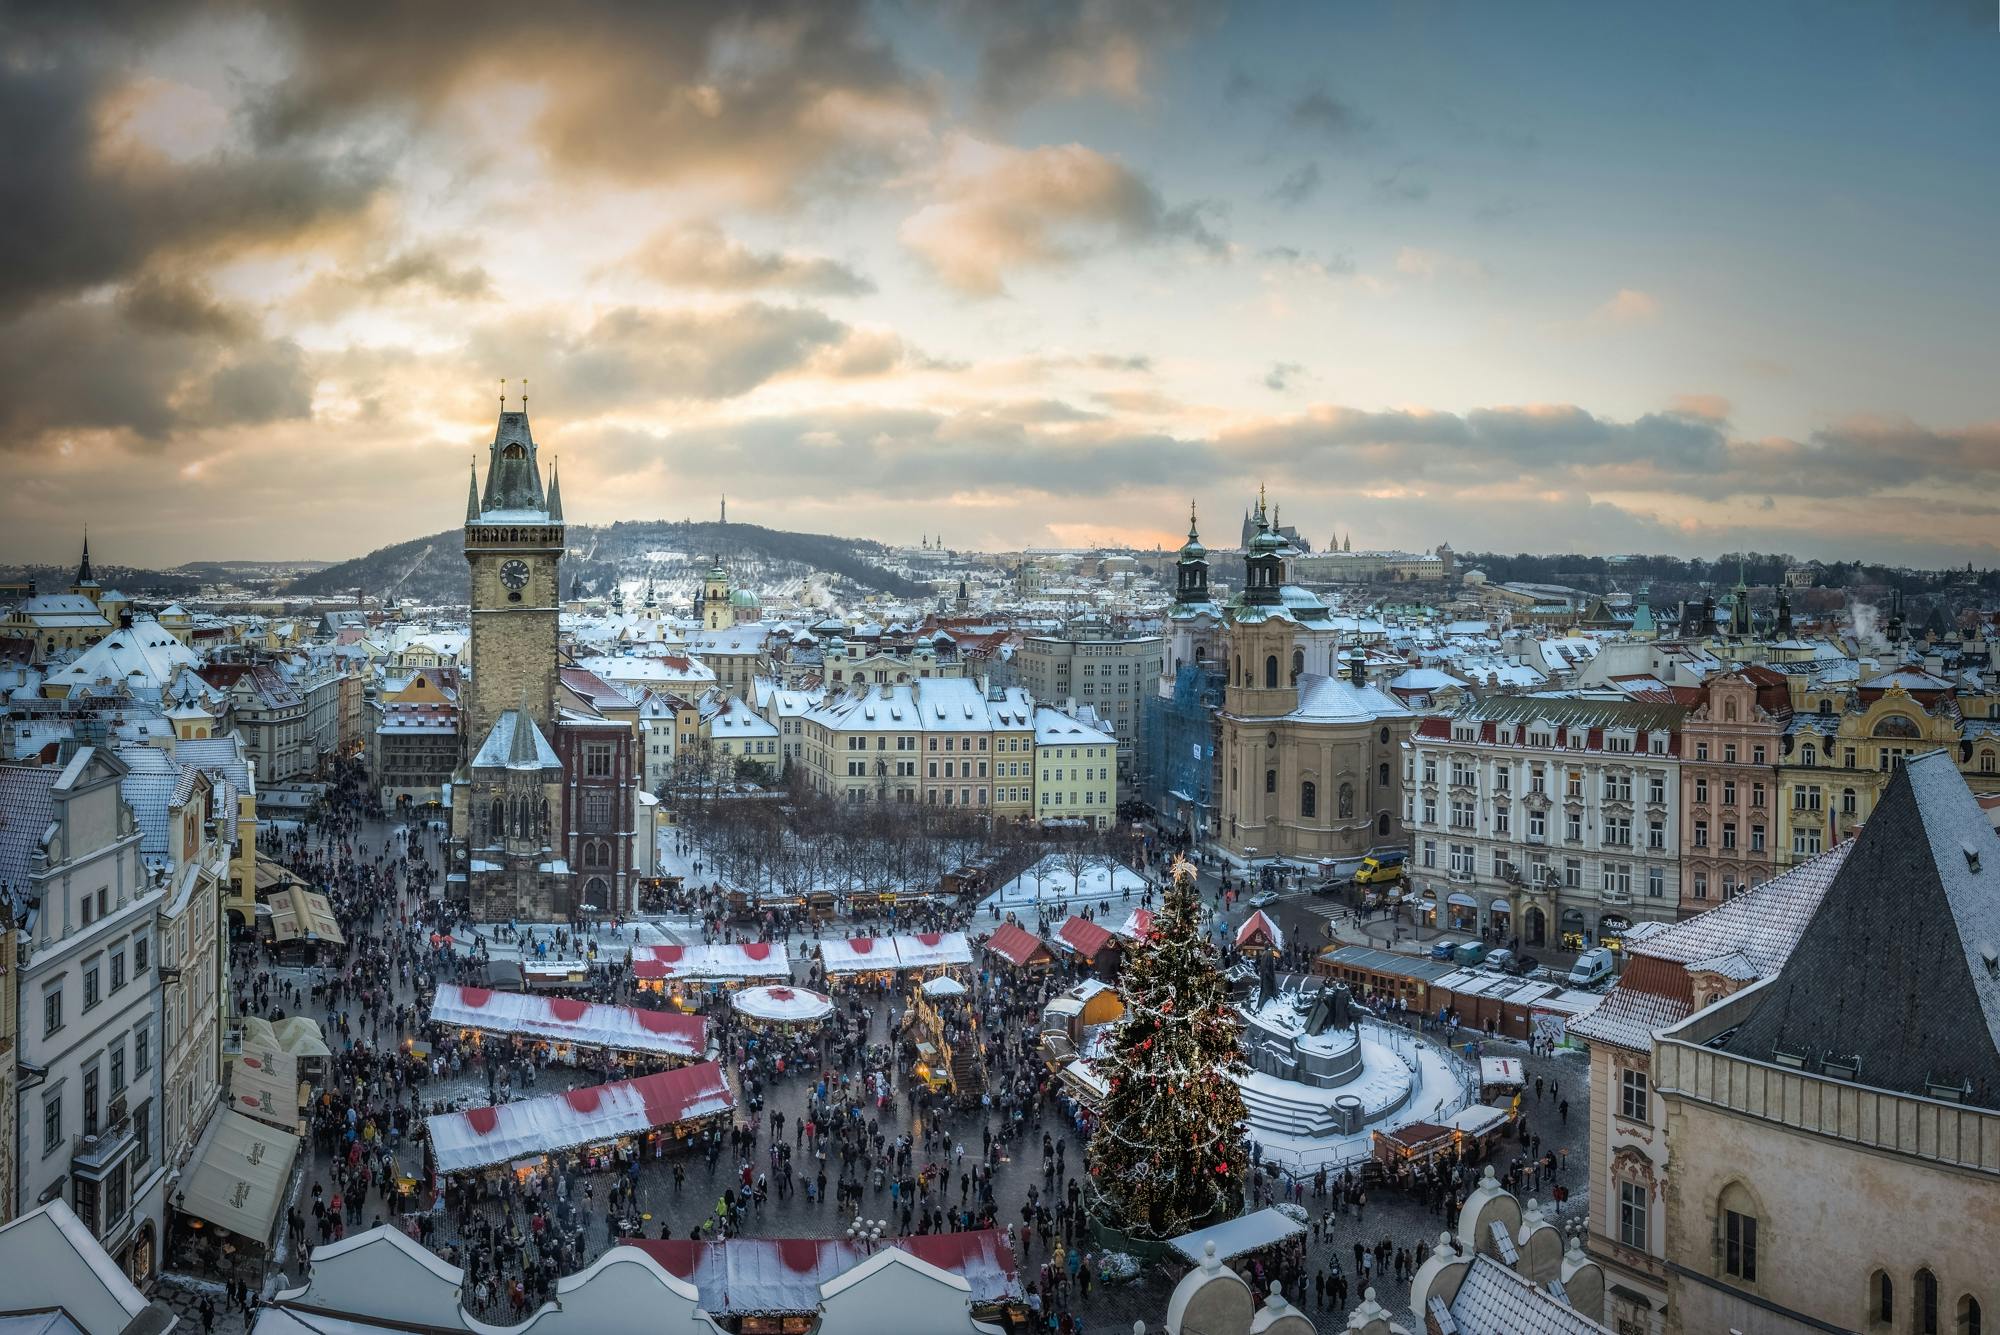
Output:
[463, 406, 564, 760]
[452, 401, 572, 921]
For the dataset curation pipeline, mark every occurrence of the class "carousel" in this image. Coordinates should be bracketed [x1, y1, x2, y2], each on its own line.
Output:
[731, 985, 834, 1030]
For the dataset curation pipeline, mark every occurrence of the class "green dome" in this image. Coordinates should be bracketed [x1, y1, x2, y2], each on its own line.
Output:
[729, 587, 760, 608]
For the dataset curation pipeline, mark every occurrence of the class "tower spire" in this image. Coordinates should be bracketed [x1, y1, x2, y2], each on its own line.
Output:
[547, 457, 563, 522]
[508, 682, 542, 766]
[466, 457, 480, 523]
[76, 527, 93, 585]
[1188, 499, 1199, 540]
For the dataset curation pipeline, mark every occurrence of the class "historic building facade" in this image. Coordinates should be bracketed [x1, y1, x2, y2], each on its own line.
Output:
[1407, 697, 1683, 947]
[1215, 499, 1411, 866]
[1677, 666, 1790, 915]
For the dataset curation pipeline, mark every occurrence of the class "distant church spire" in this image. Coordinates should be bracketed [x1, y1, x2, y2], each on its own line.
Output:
[547, 458, 564, 522]
[466, 458, 480, 523]
[76, 528, 93, 585]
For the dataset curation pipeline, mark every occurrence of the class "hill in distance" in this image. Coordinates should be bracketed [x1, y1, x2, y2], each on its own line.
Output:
[284, 519, 932, 606]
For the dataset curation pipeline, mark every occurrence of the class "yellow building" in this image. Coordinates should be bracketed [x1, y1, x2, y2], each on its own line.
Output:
[1033, 706, 1118, 830]
[1777, 669, 1999, 865]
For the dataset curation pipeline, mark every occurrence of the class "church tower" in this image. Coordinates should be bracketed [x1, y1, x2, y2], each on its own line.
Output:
[463, 402, 564, 759]
[1224, 490, 1301, 718]
[702, 557, 731, 631]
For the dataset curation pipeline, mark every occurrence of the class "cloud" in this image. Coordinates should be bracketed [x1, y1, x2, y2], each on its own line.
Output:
[1372, 167, 1430, 203]
[1267, 163, 1323, 209]
[1393, 246, 1487, 281]
[1263, 362, 1304, 392]
[463, 302, 858, 409]
[349, 246, 494, 299]
[624, 221, 873, 296]
[0, 50, 385, 317]
[1596, 288, 1660, 323]
[251, 1, 935, 206]
[0, 285, 314, 446]
[1288, 88, 1368, 140]
[959, 0, 1218, 113]
[900, 141, 1224, 295]
[1668, 393, 1732, 423]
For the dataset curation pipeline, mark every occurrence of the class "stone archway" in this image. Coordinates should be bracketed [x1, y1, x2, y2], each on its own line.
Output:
[1523, 905, 1547, 947]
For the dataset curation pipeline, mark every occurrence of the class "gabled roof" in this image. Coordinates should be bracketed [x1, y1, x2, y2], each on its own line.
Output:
[1719, 751, 2000, 1107]
[472, 710, 562, 771]
[0, 763, 60, 893]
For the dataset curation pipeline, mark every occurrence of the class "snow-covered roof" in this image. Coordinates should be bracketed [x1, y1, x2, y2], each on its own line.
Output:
[1033, 706, 1116, 747]
[731, 986, 833, 1024]
[426, 1063, 733, 1174]
[1288, 672, 1412, 723]
[1166, 1207, 1306, 1263]
[630, 941, 791, 981]
[430, 984, 706, 1060]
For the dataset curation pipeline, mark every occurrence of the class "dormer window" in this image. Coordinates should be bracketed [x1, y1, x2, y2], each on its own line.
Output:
[503, 443, 526, 460]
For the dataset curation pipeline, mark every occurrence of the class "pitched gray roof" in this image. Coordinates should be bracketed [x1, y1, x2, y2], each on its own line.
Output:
[0, 764, 60, 894]
[1720, 750, 2000, 1108]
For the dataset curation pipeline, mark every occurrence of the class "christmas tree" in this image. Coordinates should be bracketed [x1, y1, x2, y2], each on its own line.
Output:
[1086, 854, 1248, 1239]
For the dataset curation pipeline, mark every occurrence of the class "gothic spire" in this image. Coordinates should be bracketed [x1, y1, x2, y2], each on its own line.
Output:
[547, 458, 564, 522]
[1188, 499, 1199, 540]
[508, 684, 542, 767]
[466, 459, 480, 523]
[75, 528, 93, 585]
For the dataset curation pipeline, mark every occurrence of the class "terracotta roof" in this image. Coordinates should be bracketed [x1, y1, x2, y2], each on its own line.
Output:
[1055, 916, 1114, 960]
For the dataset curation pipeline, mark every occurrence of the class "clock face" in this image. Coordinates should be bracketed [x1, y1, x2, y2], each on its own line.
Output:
[500, 559, 531, 591]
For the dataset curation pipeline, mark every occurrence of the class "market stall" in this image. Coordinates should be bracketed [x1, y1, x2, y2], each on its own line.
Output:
[1234, 909, 1285, 955]
[631, 941, 793, 1008]
[429, 984, 708, 1065]
[817, 935, 898, 987]
[1054, 916, 1120, 974]
[170, 1108, 302, 1279]
[426, 1061, 734, 1178]
[730, 985, 834, 1029]
[891, 930, 972, 978]
[1165, 1207, 1308, 1267]
[628, 1229, 1024, 1334]
[1478, 1056, 1526, 1105]
[981, 922, 1054, 972]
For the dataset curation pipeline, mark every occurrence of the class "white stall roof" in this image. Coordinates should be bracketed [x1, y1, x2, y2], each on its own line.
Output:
[1166, 1207, 1307, 1264]
[430, 985, 706, 1060]
[630, 941, 792, 981]
[427, 1062, 733, 1174]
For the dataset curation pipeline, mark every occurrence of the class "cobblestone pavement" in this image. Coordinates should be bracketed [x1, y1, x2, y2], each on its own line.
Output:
[157, 821, 1593, 1335]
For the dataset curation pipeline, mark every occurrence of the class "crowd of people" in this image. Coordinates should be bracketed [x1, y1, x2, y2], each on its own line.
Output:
[201, 767, 1583, 1333]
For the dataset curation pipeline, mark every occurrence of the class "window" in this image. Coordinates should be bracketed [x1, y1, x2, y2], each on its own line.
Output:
[1919, 1270, 1939, 1335]
[1648, 775, 1666, 804]
[110, 951, 125, 992]
[1648, 818, 1666, 850]
[1694, 778, 1709, 804]
[1695, 742, 1709, 761]
[110, 1042, 125, 1093]
[134, 1024, 150, 1074]
[1451, 801, 1476, 830]
[1618, 1180, 1648, 1251]
[1753, 744, 1766, 764]
[584, 744, 613, 778]
[1496, 806, 1511, 835]
[1564, 858, 1582, 889]
[1723, 1203, 1758, 1282]
[1422, 840, 1437, 869]
[1620, 1069, 1649, 1122]
[1959, 1295, 1982, 1335]
[1801, 743, 1818, 766]
[1842, 787, 1858, 815]
[44, 989, 62, 1038]
[1722, 823, 1737, 850]
[1264, 655, 1278, 689]
[1299, 781, 1317, 818]
[1751, 824, 1766, 852]
[1449, 844, 1476, 876]
[1565, 813, 1582, 842]
[1265, 769, 1276, 794]
[1529, 810, 1546, 841]
[44, 1093, 61, 1156]
[83, 1066, 99, 1137]
[1692, 871, 1709, 900]
[1648, 866, 1665, 898]
[1876, 1272, 1895, 1325]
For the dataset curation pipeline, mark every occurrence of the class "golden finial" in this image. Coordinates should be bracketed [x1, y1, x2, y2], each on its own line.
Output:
[499, 377, 505, 410]
[521, 377, 528, 411]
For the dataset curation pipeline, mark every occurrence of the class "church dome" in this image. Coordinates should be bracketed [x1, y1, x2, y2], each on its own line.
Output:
[1179, 536, 1208, 561]
[729, 587, 760, 609]
[1249, 526, 1286, 554]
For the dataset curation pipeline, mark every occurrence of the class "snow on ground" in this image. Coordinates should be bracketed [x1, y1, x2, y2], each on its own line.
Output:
[1236, 1023, 1473, 1176]
[977, 855, 1149, 914]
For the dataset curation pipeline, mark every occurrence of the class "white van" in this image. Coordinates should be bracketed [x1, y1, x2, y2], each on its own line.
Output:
[1567, 947, 1616, 987]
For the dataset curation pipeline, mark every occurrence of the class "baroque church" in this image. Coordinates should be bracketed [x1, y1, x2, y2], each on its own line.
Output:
[449, 402, 636, 921]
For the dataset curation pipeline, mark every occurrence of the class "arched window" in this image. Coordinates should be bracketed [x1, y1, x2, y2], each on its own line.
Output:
[1264, 655, 1279, 689]
[1380, 726, 1390, 744]
[1265, 769, 1277, 794]
[1718, 1183, 1758, 1282]
[584, 875, 609, 907]
[1194, 645, 1207, 664]
[1299, 781, 1317, 818]
[583, 839, 609, 868]
[1291, 648, 1304, 683]
[1802, 743, 1818, 766]
[1918, 1271, 1940, 1335]
[489, 799, 503, 835]
[1874, 1271, 1895, 1327]
[1338, 782, 1355, 819]
[1377, 812, 1391, 836]
[1379, 762, 1391, 787]
[1873, 714, 1923, 739]
[1234, 655, 1242, 686]
[1958, 1294, 1982, 1335]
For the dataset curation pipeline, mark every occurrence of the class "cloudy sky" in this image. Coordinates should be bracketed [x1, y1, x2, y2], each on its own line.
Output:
[3, 1, 1996, 568]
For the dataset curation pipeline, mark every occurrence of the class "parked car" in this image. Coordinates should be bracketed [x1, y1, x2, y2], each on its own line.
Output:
[1482, 948, 1516, 974]
[1429, 940, 1465, 962]
[1454, 941, 1489, 968]
[1567, 947, 1616, 987]
[1247, 890, 1279, 909]
[1354, 851, 1408, 885]
[1506, 953, 1541, 977]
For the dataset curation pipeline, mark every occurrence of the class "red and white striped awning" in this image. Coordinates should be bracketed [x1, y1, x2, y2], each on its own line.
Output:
[630, 941, 792, 982]
[427, 1062, 733, 1174]
[429, 984, 706, 1060]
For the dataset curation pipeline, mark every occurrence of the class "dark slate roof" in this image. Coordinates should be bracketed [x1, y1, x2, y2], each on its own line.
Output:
[479, 409, 548, 515]
[1720, 750, 2000, 1108]
[0, 763, 60, 895]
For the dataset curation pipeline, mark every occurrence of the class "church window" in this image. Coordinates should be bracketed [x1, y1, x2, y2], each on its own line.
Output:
[1873, 1272, 1894, 1325]
[1264, 768, 1277, 794]
[1918, 1271, 1939, 1335]
[1958, 1295, 1981, 1335]
[584, 744, 612, 778]
[1339, 782, 1354, 819]
[1377, 812, 1390, 836]
[1291, 649, 1304, 683]
[583, 840, 609, 868]
[1299, 781, 1316, 818]
[1264, 655, 1278, 689]
[489, 800, 503, 835]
